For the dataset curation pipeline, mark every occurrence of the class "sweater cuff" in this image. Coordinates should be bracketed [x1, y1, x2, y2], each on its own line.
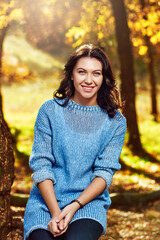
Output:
[31, 170, 56, 186]
[91, 170, 113, 189]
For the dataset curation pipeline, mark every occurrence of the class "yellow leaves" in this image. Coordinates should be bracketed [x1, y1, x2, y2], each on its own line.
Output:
[133, 38, 143, 47]
[50, 0, 56, 3]
[98, 32, 104, 40]
[65, 27, 85, 47]
[148, 11, 159, 24]
[130, 11, 160, 40]
[133, 19, 155, 33]
[72, 39, 83, 48]
[146, 27, 153, 37]
[0, 8, 23, 29]
[97, 15, 106, 26]
[150, 32, 160, 44]
[128, 1, 160, 55]
[132, 38, 148, 56]
[141, 19, 149, 28]
[0, 1, 23, 30]
[65, 0, 113, 48]
[127, 2, 140, 12]
[128, 20, 133, 29]
[134, 22, 141, 31]
[0, 15, 7, 29]
[64, 2, 70, 9]
[9, 8, 23, 21]
[0, 0, 13, 13]
[66, 27, 85, 40]
[149, 0, 157, 3]
[92, 1, 98, 8]
[138, 46, 148, 55]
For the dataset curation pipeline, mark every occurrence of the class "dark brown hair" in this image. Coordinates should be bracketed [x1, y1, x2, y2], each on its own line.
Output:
[54, 44, 121, 118]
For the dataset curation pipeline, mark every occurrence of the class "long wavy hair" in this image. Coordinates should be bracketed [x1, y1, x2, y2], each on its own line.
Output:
[54, 44, 122, 118]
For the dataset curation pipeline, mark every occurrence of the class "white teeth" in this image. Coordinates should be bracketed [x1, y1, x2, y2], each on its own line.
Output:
[82, 86, 93, 89]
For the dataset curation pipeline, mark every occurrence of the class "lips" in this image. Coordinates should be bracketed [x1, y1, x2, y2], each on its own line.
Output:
[81, 85, 95, 92]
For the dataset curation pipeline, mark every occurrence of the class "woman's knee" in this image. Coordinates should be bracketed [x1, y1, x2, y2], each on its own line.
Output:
[27, 229, 63, 240]
[64, 219, 103, 240]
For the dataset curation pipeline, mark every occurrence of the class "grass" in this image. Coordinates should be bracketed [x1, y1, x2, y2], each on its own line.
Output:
[139, 119, 160, 157]
[2, 79, 60, 155]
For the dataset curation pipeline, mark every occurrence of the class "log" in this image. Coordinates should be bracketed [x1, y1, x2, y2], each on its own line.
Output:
[10, 190, 160, 208]
[10, 193, 29, 207]
[110, 190, 160, 208]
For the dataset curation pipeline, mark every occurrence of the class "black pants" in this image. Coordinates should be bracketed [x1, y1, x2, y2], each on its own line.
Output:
[27, 219, 103, 240]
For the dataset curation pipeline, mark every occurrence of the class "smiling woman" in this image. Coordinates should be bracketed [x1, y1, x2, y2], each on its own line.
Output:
[23, 44, 126, 240]
[71, 57, 103, 106]
[54, 44, 121, 118]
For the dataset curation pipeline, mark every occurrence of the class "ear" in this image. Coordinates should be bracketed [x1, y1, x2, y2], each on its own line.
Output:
[71, 75, 73, 81]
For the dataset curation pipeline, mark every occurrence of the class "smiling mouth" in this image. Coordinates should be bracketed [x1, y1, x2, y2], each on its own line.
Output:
[81, 85, 95, 91]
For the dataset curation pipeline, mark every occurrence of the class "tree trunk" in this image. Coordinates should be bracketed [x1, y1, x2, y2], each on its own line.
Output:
[0, 112, 15, 239]
[110, 0, 142, 152]
[0, 27, 14, 239]
[140, 0, 158, 121]
[0, 27, 8, 116]
[147, 40, 157, 120]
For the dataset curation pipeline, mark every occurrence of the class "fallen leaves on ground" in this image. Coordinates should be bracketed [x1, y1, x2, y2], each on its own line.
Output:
[10, 200, 160, 240]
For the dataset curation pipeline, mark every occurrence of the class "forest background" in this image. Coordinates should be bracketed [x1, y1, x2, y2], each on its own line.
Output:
[0, 0, 160, 239]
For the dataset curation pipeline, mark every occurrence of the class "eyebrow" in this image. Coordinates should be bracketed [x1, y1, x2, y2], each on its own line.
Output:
[77, 67, 102, 71]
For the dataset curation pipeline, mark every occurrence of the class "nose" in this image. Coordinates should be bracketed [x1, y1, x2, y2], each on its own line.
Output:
[84, 74, 92, 84]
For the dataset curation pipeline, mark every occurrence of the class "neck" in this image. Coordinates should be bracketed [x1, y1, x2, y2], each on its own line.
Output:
[71, 95, 98, 107]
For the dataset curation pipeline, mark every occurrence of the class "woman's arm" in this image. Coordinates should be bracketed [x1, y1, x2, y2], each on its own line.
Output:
[54, 176, 106, 237]
[30, 103, 66, 236]
[38, 180, 65, 236]
[77, 176, 106, 206]
[38, 179, 60, 217]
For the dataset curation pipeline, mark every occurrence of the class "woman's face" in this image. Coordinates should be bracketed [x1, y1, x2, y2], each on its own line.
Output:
[71, 57, 103, 106]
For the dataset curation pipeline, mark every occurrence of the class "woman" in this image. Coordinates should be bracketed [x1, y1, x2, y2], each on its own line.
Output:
[24, 44, 126, 240]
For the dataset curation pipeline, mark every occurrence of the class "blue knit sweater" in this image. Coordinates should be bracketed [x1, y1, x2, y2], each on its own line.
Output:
[23, 98, 126, 239]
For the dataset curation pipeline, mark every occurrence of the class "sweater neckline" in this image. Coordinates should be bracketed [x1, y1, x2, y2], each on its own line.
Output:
[68, 99, 101, 111]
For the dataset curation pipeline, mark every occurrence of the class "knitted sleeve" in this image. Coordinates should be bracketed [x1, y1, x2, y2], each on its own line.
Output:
[29, 102, 56, 186]
[92, 115, 126, 190]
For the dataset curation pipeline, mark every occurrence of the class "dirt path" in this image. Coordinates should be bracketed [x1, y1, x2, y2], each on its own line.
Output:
[10, 200, 160, 240]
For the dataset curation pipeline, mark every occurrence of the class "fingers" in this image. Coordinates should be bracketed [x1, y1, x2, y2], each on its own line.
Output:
[48, 219, 61, 236]
[57, 218, 64, 231]
[56, 206, 74, 229]
[54, 224, 68, 237]
[55, 210, 66, 224]
[63, 214, 71, 229]
[48, 217, 67, 237]
[51, 204, 76, 237]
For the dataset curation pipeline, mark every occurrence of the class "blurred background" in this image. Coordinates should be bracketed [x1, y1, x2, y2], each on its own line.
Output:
[0, 0, 160, 239]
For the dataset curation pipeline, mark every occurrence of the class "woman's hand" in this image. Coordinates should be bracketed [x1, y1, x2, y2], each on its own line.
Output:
[54, 202, 80, 237]
[48, 210, 65, 237]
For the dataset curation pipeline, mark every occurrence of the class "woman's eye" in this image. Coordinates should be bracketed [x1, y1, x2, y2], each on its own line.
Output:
[78, 70, 85, 74]
[93, 72, 101, 76]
